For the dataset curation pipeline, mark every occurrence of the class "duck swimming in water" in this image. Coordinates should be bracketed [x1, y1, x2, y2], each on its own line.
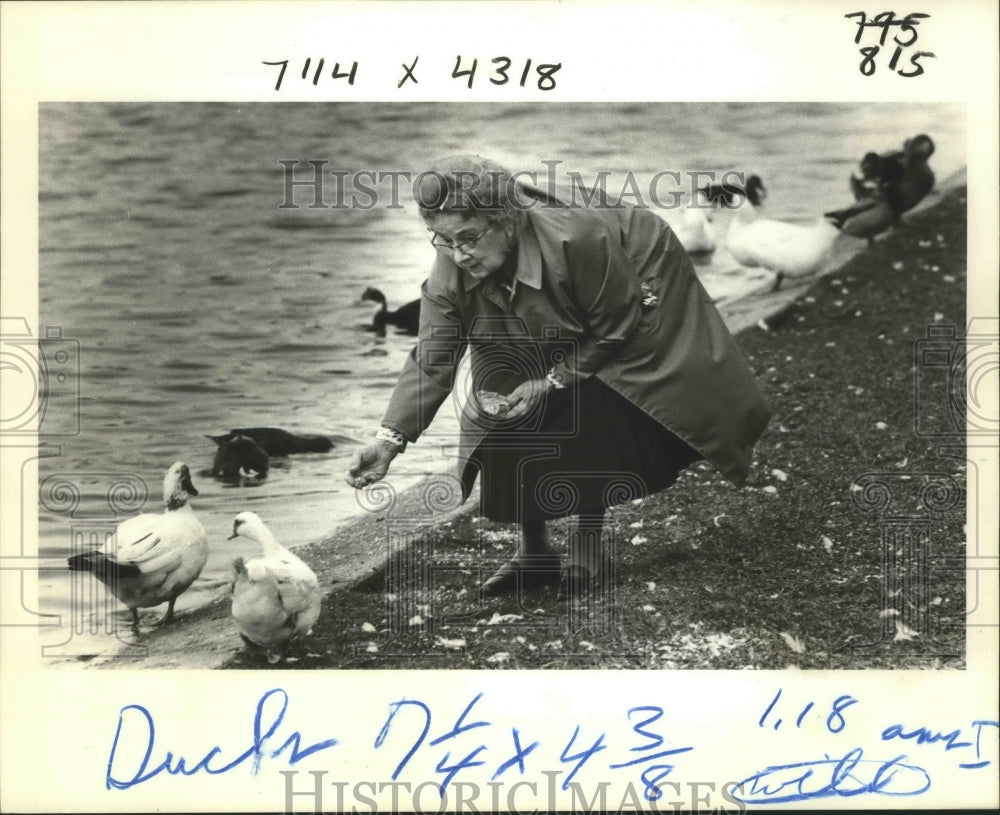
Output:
[208, 427, 334, 456]
[361, 287, 420, 337]
[209, 433, 269, 479]
[726, 175, 840, 291]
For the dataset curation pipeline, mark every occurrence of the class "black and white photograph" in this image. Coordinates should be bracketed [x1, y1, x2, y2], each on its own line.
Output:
[2, 1, 997, 812]
[32, 101, 970, 670]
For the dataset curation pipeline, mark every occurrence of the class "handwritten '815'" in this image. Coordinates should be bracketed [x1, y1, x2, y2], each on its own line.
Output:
[846, 11, 936, 77]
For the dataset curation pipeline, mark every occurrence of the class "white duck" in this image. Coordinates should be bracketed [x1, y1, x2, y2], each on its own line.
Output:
[228, 511, 321, 664]
[67, 461, 208, 634]
[727, 175, 840, 291]
[668, 189, 717, 255]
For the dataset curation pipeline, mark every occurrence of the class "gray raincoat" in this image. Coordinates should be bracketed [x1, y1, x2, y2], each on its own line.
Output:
[382, 183, 771, 496]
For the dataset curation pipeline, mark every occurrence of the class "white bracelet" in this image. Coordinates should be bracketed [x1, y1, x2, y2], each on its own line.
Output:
[546, 368, 567, 390]
[375, 426, 407, 451]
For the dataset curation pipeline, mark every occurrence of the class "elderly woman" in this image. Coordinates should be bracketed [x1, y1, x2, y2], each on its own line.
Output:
[347, 155, 770, 596]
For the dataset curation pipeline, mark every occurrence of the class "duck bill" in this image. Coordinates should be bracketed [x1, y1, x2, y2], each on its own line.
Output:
[180, 469, 199, 497]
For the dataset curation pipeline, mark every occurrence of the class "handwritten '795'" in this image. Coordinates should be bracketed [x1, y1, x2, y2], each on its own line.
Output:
[845, 11, 936, 77]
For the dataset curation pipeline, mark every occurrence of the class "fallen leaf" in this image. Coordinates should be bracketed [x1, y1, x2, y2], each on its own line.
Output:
[630, 535, 648, 546]
[487, 612, 524, 625]
[893, 620, 920, 641]
[646, 581, 657, 591]
[408, 614, 424, 627]
[361, 622, 377, 634]
[822, 536, 833, 553]
[629, 520, 644, 528]
[762, 485, 778, 495]
[486, 652, 511, 664]
[779, 632, 806, 654]
[879, 608, 901, 618]
[875, 421, 889, 430]
[365, 643, 379, 653]
[435, 637, 466, 650]
[772, 469, 788, 482]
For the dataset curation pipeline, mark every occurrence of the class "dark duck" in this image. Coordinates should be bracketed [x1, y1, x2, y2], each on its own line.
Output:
[361, 286, 420, 336]
[825, 134, 935, 244]
[209, 433, 270, 479]
[208, 427, 334, 456]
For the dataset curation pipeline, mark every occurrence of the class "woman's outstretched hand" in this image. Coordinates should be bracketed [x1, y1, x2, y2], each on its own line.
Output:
[345, 441, 399, 489]
[505, 377, 553, 419]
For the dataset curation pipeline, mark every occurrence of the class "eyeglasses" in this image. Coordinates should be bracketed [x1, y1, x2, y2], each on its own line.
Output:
[429, 220, 499, 255]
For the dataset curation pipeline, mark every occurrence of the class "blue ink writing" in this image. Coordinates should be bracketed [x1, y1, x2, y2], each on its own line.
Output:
[759, 688, 858, 733]
[374, 693, 493, 794]
[492, 728, 539, 780]
[106, 688, 338, 790]
[733, 747, 930, 804]
[559, 725, 607, 790]
[373, 698, 431, 780]
[882, 719, 1000, 769]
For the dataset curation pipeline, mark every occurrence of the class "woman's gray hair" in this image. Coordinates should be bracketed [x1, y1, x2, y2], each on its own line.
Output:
[415, 154, 528, 230]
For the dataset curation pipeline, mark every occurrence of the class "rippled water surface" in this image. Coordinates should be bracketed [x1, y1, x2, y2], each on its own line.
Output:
[35, 102, 965, 658]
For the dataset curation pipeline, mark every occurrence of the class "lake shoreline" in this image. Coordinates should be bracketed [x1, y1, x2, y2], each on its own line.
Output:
[83, 173, 968, 670]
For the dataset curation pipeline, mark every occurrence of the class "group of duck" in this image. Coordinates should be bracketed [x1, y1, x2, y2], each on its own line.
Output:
[672, 133, 936, 291]
[67, 433, 334, 665]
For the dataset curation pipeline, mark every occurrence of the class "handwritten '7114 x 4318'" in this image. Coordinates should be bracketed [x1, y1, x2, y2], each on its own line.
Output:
[263, 56, 562, 92]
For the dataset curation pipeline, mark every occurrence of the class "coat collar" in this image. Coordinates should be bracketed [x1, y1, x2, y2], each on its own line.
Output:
[461, 217, 543, 292]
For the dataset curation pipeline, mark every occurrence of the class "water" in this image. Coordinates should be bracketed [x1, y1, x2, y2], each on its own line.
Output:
[36, 102, 965, 658]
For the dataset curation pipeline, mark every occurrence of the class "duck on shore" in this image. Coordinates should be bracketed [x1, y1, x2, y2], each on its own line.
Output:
[726, 175, 840, 291]
[228, 511, 321, 664]
[361, 287, 420, 336]
[668, 189, 719, 255]
[67, 462, 208, 634]
[826, 134, 936, 243]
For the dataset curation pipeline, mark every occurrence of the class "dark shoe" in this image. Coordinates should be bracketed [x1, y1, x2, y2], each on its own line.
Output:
[481, 555, 562, 597]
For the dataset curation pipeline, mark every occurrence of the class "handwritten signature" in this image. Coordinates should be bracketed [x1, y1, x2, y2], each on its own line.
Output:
[106, 688, 338, 790]
[732, 747, 930, 804]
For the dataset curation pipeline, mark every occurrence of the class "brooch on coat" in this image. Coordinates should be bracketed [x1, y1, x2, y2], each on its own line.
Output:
[640, 281, 658, 308]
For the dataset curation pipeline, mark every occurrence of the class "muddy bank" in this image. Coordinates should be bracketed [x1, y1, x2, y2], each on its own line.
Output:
[89, 173, 968, 670]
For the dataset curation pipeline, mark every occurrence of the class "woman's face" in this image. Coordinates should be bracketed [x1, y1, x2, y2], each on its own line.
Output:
[426, 212, 513, 280]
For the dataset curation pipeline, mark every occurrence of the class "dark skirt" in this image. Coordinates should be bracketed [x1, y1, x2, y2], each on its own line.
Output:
[465, 377, 703, 522]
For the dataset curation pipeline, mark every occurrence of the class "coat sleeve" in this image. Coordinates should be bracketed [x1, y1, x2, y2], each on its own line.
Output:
[549, 227, 643, 385]
[380, 275, 467, 443]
